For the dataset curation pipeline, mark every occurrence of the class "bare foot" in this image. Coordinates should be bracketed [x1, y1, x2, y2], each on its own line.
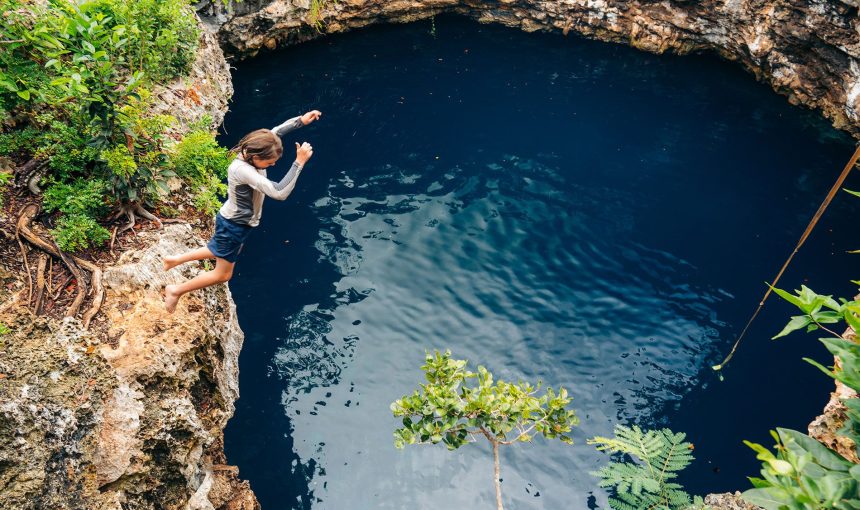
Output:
[164, 285, 181, 313]
[163, 255, 181, 271]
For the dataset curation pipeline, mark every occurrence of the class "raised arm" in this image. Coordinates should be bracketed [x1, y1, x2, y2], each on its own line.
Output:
[270, 116, 304, 137]
[270, 110, 322, 137]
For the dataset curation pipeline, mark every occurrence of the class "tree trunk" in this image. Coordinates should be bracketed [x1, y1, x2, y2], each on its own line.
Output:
[492, 440, 503, 510]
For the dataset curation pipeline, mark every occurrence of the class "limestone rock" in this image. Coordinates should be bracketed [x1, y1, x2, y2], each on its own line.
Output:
[150, 17, 234, 137]
[809, 371, 859, 463]
[705, 492, 760, 510]
[206, 0, 860, 139]
[0, 225, 255, 510]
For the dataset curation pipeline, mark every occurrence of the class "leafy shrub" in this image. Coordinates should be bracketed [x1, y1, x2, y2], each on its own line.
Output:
[101, 91, 176, 205]
[33, 113, 101, 180]
[81, 0, 199, 82]
[192, 174, 227, 216]
[0, 323, 10, 336]
[589, 425, 707, 510]
[1, 0, 204, 236]
[185, 114, 214, 133]
[51, 213, 110, 252]
[170, 130, 231, 182]
[43, 179, 110, 251]
[170, 130, 231, 215]
[743, 428, 859, 510]
[43, 179, 109, 216]
[0, 0, 58, 108]
[741, 284, 860, 509]
[0, 127, 42, 158]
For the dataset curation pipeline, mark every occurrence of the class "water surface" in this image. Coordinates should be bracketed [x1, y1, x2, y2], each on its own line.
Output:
[221, 16, 859, 509]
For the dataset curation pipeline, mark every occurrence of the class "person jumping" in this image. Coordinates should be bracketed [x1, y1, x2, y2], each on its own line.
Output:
[162, 110, 321, 313]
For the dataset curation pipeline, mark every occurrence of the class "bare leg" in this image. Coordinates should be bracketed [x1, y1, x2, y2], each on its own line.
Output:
[163, 246, 215, 271]
[164, 257, 234, 313]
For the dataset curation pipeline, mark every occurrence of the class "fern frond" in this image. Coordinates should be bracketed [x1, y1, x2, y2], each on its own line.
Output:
[590, 425, 701, 510]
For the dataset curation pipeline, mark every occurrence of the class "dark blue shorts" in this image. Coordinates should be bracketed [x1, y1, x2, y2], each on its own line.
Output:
[207, 213, 253, 263]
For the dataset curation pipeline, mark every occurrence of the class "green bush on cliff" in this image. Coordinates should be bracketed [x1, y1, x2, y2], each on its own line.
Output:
[44, 178, 111, 251]
[170, 130, 231, 216]
[741, 285, 860, 509]
[0, 0, 204, 248]
[78, 0, 200, 82]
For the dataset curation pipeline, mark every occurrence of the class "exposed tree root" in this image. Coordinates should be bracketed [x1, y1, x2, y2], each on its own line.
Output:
[52, 274, 74, 301]
[15, 226, 32, 304]
[133, 203, 162, 226]
[16, 204, 105, 328]
[56, 247, 86, 319]
[109, 226, 118, 255]
[14, 158, 47, 194]
[33, 253, 47, 315]
[115, 203, 163, 234]
[119, 208, 136, 234]
[46, 257, 53, 296]
[110, 203, 164, 234]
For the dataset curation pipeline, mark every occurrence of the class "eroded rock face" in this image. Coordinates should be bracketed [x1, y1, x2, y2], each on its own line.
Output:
[0, 225, 258, 510]
[151, 25, 234, 136]
[3, 2, 857, 509]
[207, 0, 860, 138]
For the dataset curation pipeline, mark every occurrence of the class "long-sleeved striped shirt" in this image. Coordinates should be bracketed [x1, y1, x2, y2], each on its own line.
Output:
[218, 116, 305, 227]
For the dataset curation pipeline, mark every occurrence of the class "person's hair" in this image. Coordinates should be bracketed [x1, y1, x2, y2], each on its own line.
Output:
[231, 129, 283, 166]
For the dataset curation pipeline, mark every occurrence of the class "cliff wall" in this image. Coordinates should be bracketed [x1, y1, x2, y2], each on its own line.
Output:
[210, 0, 860, 138]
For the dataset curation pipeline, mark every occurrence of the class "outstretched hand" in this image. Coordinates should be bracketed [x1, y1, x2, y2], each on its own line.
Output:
[301, 110, 322, 125]
[295, 142, 314, 165]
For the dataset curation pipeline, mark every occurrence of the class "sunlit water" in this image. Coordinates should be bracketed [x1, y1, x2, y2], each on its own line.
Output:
[221, 16, 859, 509]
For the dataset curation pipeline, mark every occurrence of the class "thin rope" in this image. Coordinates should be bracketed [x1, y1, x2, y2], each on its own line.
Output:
[713, 143, 860, 374]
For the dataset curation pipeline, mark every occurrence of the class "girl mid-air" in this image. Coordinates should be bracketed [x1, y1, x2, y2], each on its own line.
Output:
[163, 110, 322, 313]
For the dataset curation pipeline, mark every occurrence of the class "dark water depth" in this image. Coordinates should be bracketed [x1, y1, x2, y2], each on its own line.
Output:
[220, 16, 859, 509]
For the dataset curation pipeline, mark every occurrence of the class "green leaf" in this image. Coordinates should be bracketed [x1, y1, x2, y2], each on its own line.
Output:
[741, 488, 792, 510]
[844, 309, 860, 333]
[772, 315, 813, 339]
[15, 89, 31, 100]
[843, 188, 860, 198]
[778, 428, 852, 472]
[770, 285, 805, 310]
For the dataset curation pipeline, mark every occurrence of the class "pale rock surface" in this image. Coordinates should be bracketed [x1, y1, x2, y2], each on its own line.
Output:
[0, 225, 258, 509]
[208, 0, 860, 139]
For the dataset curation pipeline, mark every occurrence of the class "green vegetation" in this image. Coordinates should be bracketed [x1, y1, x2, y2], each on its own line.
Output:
[590, 425, 707, 510]
[43, 178, 111, 251]
[0, 323, 10, 335]
[0, 171, 12, 206]
[391, 350, 578, 510]
[169, 130, 231, 216]
[741, 284, 860, 509]
[744, 428, 859, 509]
[0, 0, 230, 252]
[308, 0, 337, 30]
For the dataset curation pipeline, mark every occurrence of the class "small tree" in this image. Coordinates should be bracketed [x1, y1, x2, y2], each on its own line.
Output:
[390, 350, 579, 510]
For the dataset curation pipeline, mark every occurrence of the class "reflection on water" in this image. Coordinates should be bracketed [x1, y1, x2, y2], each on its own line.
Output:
[223, 15, 857, 510]
[270, 156, 727, 508]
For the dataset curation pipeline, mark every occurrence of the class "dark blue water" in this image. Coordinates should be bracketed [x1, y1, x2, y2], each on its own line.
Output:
[220, 16, 858, 509]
